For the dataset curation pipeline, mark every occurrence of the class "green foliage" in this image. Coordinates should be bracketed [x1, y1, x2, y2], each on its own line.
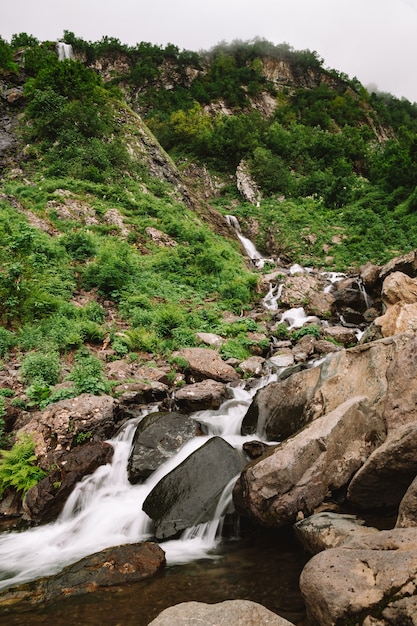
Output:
[220, 338, 251, 361]
[291, 324, 321, 341]
[0, 434, 47, 498]
[0, 37, 18, 73]
[74, 430, 93, 445]
[0, 327, 16, 357]
[20, 351, 61, 386]
[67, 349, 111, 395]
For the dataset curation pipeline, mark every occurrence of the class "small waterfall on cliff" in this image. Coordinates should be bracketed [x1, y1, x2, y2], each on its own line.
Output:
[225, 214, 266, 268]
[0, 375, 277, 590]
[56, 42, 74, 61]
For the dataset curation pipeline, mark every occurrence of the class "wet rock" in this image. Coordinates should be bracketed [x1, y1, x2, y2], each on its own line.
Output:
[147, 599, 294, 625]
[360, 261, 381, 293]
[143, 436, 245, 539]
[0, 542, 165, 610]
[174, 379, 229, 412]
[242, 440, 271, 460]
[127, 411, 202, 483]
[347, 422, 417, 511]
[234, 397, 386, 528]
[22, 442, 114, 523]
[177, 347, 239, 383]
[241, 366, 320, 440]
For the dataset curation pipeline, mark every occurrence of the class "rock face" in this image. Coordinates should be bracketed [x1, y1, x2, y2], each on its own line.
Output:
[147, 600, 294, 626]
[375, 271, 417, 336]
[174, 379, 229, 412]
[381, 333, 417, 431]
[396, 475, 417, 528]
[347, 422, 417, 510]
[299, 529, 417, 626]
[242, 334, 408, 442]
[143, 436, 245, 539]
[177, 347, 240, 383]
[23, 442, 114, 523]
[127, 411, 202, 483]
[234, 397, 385, 527]
[0, 542, 165, 610]
[17, 394, 118, 466]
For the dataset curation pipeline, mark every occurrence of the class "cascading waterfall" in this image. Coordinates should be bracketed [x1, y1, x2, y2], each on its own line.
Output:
[56, 42, 74, 61]
[0, 375, 277, 591]
[225, 214, 266, 268]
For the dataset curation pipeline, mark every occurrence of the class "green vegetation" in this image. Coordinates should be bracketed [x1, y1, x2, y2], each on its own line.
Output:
[0, 435, 47, 498]
[0, 31, 417, 421]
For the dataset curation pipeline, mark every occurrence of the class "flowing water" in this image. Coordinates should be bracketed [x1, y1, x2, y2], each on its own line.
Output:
[0, 373, 310, 624]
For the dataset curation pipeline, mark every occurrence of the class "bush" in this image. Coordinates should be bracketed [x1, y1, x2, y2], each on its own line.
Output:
[20, 351, 61, 386]
[0, 327, 16, 357]
[67, 349, 110, 395]
[0, 434, 47, 498]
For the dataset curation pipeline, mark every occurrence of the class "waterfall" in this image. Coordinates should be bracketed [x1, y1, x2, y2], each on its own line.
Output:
[0, 375, 277, 590]
[56, 42, 74, 61]
[225, 214, 265, 268]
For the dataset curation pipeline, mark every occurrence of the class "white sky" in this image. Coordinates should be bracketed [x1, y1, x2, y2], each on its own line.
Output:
[2, 0, 417, 102]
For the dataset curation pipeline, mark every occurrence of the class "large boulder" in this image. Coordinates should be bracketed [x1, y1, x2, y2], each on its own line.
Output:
[143, 436, 245, 539]
[177, 347, 239, 383]
[147, 600, 294, 625]
[242, 334, 407, 442]
[174, 379, 229, 413]
[17, 394, 118, 466]
[299, 528, 417, 626]
[396, 475, 417, 528]
[381, 333, 417, 431]
[127, 411, 202, 483]
[375, 271, 417, 337]
[233, 397, 386, 528]
[347, 422, 417, 511]
[0, 542, 165, 611]
[23, 442, 114, 523]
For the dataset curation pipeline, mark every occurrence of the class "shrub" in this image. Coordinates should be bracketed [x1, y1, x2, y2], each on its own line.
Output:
[67, 349, 110, 395]
[0, 327, 16, 357]
[20, 351, 61, 386]
[0, 434, 47, 498]
[291, 324, 321, 341]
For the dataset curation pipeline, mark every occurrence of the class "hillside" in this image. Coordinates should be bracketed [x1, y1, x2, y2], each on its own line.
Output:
[0, 32, 417, 486]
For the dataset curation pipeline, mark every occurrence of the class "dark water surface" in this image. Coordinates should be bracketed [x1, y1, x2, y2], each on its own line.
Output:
[3, 526, 309, 626]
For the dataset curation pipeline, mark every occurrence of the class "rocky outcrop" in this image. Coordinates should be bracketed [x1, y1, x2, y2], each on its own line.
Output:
[148, 600, 295, 625]
[17, 394, 118, 467]
[177, 347, 240, 383]
[242, 333, 409, 441]
[174, 379, 229, 412]
[236, 160, 261, 205]
[396, 476, 417, 528]
[234, 396, 385, 527]
[127, 411, 202, 483]
[0, 542, 165, 611]
[375, 271, 417, 337]
[23, 442, 114, 523]
[347, 422, 417, 511]
[299, 529, 417, 626]
[143, 436, 245, 539]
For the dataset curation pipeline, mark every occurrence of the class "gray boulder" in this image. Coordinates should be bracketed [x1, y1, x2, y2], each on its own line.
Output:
[127, 411, 202, 483]
[143, 436, 245, 539]
[234, 397, 386, 528]
[147, 600, 294, 625]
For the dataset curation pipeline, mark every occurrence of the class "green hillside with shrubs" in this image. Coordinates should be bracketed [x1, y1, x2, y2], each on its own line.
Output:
[1, 32, 417, 458]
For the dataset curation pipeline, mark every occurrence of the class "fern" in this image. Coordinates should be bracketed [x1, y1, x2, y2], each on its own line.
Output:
[0, 434, 47, 498]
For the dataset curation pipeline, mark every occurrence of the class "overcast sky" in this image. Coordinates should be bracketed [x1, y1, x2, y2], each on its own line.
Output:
[3, 0, 417, 102]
